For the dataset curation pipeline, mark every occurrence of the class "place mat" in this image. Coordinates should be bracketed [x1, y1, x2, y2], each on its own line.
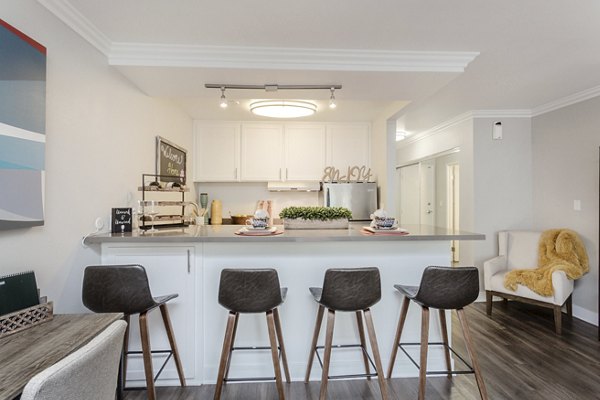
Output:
[235, 227, 283, 236]
[362, 226, 409, 235]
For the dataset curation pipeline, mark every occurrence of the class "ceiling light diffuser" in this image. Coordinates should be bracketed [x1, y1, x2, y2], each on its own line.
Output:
[249, 100, 317, 118]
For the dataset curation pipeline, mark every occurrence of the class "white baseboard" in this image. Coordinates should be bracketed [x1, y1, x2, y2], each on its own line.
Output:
[572, 305, 598, 326]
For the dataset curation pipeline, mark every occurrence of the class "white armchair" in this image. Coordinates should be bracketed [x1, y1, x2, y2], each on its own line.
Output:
[484, 231, 573, 334]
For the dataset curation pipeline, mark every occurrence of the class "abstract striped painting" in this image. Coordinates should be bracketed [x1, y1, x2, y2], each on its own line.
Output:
[0, 19, 46, 230]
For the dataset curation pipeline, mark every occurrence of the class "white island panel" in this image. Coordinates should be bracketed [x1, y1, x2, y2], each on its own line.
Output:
[202, 240, 452, 382]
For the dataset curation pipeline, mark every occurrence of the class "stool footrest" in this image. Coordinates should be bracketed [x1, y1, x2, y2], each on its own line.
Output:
[123, 349, 174, 386]
[398, 342, 475, 375]
[314, 343, 379, 380]
[223, 345, 282, 383]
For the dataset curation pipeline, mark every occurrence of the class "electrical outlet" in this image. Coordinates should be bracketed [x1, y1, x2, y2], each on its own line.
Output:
[94, 217, 104, 230]
[573, 200, 581, 211]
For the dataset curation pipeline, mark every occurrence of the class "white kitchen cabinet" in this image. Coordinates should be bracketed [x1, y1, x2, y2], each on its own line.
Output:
[240, 123, 284, 181]
[284, 124, 326, 181]
[193, 122, 240, 181]
[101, 244, 198, 385]
[327, 123, 371, 169]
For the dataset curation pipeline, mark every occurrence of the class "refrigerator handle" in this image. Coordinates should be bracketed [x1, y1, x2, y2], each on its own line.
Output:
[326, 188, 330, 207]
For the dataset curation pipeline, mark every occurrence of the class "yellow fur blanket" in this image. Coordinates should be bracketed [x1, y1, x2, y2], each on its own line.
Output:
[503, 229, 589, 296]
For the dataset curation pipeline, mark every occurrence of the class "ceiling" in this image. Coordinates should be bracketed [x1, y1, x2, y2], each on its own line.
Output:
[39, 0, 600, 125]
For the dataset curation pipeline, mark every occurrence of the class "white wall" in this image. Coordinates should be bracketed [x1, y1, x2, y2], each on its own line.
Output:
[396, 115, 533, 287]
[471, 117, 533, 269]
[193, 182, 320, 219]
[0, 1, 193, 312]
[397, 117, 476, 267]
[532, 97, 600, 320]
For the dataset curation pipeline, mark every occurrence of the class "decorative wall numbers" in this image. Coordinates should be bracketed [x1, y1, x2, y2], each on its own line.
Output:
[322, 166, 372, 183]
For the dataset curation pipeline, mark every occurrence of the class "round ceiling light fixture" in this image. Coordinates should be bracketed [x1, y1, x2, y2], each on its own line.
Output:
[249, 100, 317, 118]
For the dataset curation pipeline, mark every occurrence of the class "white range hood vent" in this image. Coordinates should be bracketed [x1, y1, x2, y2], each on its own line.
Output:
[267, 181, 321, 192]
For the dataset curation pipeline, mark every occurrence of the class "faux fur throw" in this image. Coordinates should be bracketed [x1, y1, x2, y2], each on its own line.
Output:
[503, 229, 589, 296]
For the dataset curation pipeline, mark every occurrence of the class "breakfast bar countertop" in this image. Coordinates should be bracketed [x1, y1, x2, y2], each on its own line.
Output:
[84, 223, 484, 244]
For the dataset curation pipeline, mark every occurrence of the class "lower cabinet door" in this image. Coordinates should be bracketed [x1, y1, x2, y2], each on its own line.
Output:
[103, 245, 196, 385]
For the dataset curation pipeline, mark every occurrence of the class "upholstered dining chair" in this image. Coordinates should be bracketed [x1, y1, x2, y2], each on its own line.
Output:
[20, 320, 127, 400]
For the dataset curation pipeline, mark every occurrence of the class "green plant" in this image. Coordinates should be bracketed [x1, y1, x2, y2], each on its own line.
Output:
[279, 206, 352, 221]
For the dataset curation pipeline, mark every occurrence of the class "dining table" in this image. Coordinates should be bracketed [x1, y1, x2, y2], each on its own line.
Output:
[0, 312, 123, 400]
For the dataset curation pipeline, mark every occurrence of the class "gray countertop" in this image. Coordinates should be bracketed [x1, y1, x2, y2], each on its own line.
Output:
[84, 223, 485, 244]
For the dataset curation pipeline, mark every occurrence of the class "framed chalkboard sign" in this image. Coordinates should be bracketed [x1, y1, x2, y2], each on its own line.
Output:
[156, 136, 187, 184]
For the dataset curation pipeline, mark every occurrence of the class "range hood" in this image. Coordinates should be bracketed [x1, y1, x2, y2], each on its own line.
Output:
[267, 181, 321, 192]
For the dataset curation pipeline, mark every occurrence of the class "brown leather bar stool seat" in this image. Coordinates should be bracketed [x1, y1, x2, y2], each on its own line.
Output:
[82, 264, 185, 400]
[214, 268, 290, 400]
[387, 266, 488, 400]
[305, 267, 389, 400]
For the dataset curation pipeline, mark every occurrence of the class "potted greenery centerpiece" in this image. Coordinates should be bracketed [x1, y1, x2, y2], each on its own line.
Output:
[279, 206, 352, 229]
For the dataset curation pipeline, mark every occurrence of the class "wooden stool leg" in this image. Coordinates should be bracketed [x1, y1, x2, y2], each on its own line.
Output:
[139, 312, 156, 400]
[319, 309, 335, 400]
[122, 315, 130, 384]
[224, 312, 239, 381]
[566, 295, 573, 319]
[439, 309, 452, 379]
[214, 312, 237, 400]
[485, 291, 493, 316]
[159, 304, 186, 387]
[387, 296, 410, 378]
[364, 308, 389, 400]
[305, 304, 325, 382]
[418, 306, 429, 400]
[355, 311, 371, 379]
[554, 305, 562, 335]
[267, 310, 286, 400]
[273, 308, 291, 383]
[457, 309, 488, 400]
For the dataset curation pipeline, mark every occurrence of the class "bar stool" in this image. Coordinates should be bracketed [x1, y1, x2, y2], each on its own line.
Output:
[305, 267, 389, 400]
[387, 266, 488, 400]
[214, 268, 290, 400]
[82, 264, 185, 400]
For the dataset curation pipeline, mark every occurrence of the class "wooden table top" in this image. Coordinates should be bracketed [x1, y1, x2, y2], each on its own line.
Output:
[0, 313, 123, 400]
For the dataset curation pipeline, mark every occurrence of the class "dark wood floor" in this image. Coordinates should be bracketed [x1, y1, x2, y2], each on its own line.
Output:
[125, 301, 600, 399]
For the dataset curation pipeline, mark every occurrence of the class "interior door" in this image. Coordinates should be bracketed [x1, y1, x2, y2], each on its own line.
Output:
[398, 164, 420, 225]
[447, 163, 460, 262]
[420, 160, 435, 226]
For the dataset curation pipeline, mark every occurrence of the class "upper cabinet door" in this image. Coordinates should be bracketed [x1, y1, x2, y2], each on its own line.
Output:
[327, 123, 371, 169]
[241, 124, 284, 181]
[193, 123, 240, 182]
[284, 124, 326, 181]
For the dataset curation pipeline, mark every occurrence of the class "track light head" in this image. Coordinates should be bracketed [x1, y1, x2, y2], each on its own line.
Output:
[219, 87, 228, 108]
[329, 87, 337, 109]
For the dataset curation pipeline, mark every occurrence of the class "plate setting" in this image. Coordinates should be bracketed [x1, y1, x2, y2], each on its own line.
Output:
[236, 226, 279, 236]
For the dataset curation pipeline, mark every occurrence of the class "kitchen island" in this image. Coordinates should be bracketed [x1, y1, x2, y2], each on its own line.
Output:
[84, 223, 484, 387]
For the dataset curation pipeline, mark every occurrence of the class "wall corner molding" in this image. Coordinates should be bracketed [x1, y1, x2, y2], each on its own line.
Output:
[532, 85, 600, 117]
[108, 44, 479, 72]
[37, 0, 112, 56]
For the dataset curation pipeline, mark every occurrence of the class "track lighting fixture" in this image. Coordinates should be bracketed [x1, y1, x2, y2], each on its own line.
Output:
[206, 83, 342, 117]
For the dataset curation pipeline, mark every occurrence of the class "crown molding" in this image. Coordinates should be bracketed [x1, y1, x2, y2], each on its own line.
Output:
[399, 109, 531, 147]
[109, 44, 479, 72]
[37, 0, 111, 56]
[36, 0, 478, 72]
[470, 109, 532, 119]
[531, 84, 600, 116]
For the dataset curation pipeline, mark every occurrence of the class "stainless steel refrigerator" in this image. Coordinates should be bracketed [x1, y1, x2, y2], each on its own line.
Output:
[322, 182, 378, 221]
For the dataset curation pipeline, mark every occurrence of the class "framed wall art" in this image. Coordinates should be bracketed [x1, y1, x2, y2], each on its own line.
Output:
[155, 136, 187, 185]
[0, 19, 46, 230]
